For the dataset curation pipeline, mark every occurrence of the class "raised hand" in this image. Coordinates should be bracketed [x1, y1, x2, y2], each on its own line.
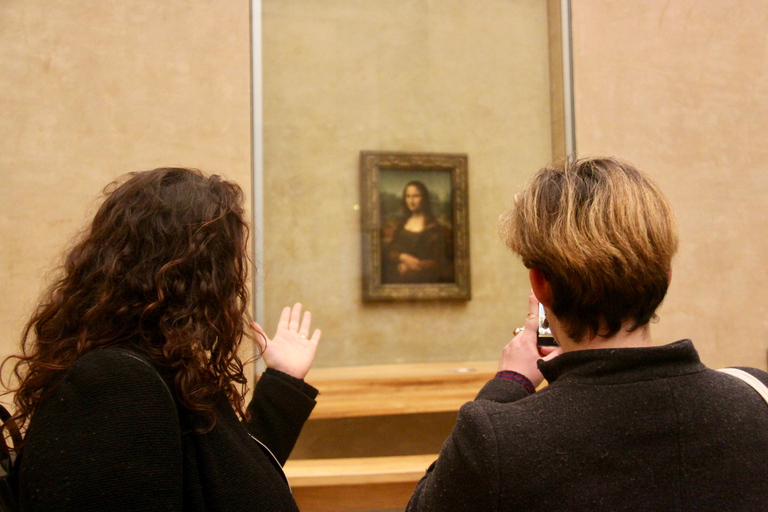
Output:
[252, 303, 321, 380]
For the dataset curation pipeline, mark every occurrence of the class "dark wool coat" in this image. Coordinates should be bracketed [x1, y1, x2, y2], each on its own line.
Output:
[407, 340, 768, 512]
[19, 348, 317, 511]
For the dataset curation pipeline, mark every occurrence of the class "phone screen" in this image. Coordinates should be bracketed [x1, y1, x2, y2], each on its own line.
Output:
[536, 303, 557, 346]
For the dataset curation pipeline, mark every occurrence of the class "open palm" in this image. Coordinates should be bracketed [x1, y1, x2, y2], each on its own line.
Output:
[253, 303, 321, 380]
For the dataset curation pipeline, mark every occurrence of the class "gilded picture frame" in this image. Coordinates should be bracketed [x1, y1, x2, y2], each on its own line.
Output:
[360, 151, 470, 301]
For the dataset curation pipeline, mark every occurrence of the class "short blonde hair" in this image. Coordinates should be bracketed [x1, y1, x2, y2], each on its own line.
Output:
[501, 157, 679, 341]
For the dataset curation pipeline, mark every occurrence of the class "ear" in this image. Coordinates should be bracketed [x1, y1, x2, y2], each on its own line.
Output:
[529, 268, 553, 308]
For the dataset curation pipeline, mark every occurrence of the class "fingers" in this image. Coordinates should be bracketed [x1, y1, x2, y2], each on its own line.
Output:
[300, 310, 321, 346]
[510, 291, 539, 341]
[541, 347, 563, 362]
[299, 311, 311, 338]
[538, 345, 559, 356]
[280, 303, 317, 339]
[524, 290, 539, 332]
[278, 306, 291, 331]
[289, 303, 302, 332]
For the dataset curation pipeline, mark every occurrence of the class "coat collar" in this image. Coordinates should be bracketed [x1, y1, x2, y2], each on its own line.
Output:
[538, 339, 707, 385]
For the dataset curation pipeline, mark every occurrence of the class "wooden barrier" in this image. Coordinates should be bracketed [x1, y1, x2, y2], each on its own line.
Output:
[284, 361, 497, 511]
[303, 361, 498, 419]
[284, 454, 436, 511]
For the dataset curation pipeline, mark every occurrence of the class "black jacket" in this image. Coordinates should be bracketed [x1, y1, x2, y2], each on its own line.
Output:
[19, 348, 317, 511]
[407, 340, 768, 511]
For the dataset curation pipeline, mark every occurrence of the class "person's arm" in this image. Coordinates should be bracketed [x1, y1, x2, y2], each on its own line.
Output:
[407, 359, 538, 511]
[248, 302, 321, 465]
[496, 291, 561, 388]
[407, 401, 500, 512]
[408, 291, 561, 510]
[19, 350, 183, 512]
[244, 368, 318, 465]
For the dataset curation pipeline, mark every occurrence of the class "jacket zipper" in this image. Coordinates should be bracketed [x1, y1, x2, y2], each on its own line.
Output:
[249, 433, 291, 491]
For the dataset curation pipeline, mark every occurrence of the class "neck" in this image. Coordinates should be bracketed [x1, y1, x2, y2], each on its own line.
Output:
[551, 317, 653, 353]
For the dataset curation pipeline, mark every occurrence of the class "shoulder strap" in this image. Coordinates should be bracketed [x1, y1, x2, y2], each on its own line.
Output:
[111, 349, 178, 415]
[0, 406, 21, 511]
[717, 368, 768, 405]
[0, 408, 21, 462]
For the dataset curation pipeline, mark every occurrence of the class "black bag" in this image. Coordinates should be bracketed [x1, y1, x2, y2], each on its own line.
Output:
[0, 405, 21, 512]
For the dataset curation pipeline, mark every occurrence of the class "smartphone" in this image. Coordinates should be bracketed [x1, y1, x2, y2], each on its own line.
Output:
[536, 303, 557, 347]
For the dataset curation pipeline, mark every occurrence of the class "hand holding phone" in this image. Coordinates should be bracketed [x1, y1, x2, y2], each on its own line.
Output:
[499, 292, 560, 388]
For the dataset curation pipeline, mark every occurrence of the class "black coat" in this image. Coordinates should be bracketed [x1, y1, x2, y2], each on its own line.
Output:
[19, 348, 317, 511]
[407, 340, 768, 511]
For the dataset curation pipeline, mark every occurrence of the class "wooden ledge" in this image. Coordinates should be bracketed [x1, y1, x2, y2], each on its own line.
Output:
[284, 454, 436, 487]
[304, 361, 497, 419]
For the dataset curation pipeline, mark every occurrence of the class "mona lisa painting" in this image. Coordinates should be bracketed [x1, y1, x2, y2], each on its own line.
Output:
[360, 151, 470, 301]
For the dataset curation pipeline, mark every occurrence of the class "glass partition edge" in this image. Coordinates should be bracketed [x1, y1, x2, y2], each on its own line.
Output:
[250, 0, 266, 374]
[561, 0, 576, 157]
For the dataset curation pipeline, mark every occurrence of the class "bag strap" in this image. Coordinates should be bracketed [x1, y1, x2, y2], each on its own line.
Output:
[111, 349, 177, 410]
[0, 409, 22, 457]
[717, 368, 768, 405]
[0, 405, 21, 477]
[0, 405, 22, 512]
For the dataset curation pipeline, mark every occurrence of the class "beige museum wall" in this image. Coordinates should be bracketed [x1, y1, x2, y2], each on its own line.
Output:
[0, 0, 254, 401]
[261, 0, 554, 367]
[4, 0, 763, 396]
[571, 1, 768, 369]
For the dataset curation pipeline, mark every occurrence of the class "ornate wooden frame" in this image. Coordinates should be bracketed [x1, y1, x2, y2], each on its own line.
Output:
[360, 151, 470, 301]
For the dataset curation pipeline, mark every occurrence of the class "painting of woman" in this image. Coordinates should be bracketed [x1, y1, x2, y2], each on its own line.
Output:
[382, 180, 453, 284]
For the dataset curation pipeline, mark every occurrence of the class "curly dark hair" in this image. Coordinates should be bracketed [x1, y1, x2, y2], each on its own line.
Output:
[4, 167, 256, 434]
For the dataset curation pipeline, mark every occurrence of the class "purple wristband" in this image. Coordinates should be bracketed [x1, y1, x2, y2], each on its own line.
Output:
[495, 370, 536, 394]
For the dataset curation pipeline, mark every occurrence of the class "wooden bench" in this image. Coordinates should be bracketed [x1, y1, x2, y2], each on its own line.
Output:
[283, 361, 497, 511]
[301, 360, 498, 419]
[284, 454, 437, 511]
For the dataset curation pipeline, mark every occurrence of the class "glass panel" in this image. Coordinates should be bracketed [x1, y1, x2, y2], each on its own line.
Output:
[261, 0, 564, 367]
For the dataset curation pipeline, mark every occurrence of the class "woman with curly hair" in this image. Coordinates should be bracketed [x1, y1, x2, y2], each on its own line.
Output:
[4, 168, 321, 511]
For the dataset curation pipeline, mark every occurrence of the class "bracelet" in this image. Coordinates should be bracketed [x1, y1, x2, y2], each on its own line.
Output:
[495, 370, 536, 395]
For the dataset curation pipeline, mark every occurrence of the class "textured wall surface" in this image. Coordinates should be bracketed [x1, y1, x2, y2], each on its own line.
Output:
[5, 0, 760, 390]
[0, 1, 253, 392]
[571, 1, 768, 369]
[261, 0, 554, 367]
